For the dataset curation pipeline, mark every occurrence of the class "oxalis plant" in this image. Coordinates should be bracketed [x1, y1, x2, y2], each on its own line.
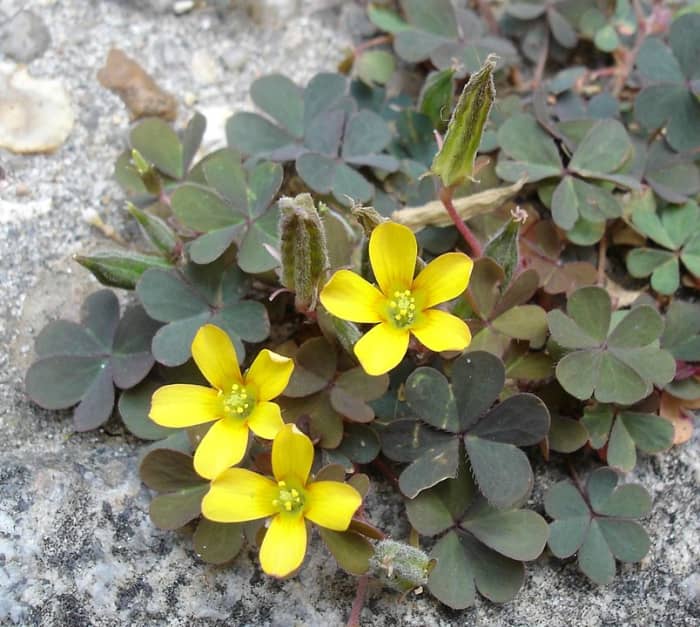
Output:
[26, 1, 699, 622]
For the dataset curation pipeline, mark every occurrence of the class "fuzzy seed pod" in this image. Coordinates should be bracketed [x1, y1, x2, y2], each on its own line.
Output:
[369, 539, 435, 593]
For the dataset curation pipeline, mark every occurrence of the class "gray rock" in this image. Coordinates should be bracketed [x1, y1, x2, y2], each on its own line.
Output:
[0, 11, 51, 63]
[0, 0, 698, 625]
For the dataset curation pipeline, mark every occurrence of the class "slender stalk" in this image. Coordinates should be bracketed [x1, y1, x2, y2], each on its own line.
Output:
[354, 35, 392, 56]
[531, 29, 549, 91]
[439, 186, 483, 257]
[597, 233, 608, 285]
[347, 576, 369, 627]
[612, 0, 647, 97]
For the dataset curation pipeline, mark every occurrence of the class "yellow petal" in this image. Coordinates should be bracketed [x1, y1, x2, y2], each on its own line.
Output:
[411, 309, 472, 352]
[305, 481, 362, 531]
[369, 222, 417, 294]
[353, 322, 409, 376]
[319, 270, 384, 323]
[202, 468, 278, 522]
[192, 324, 242, 391]
[412, 252, 473, 309]
[245, 349, 294, 401]
[247, 401, 284, 440]
[272, 424, 314, 484]
[259, 514, 307, 577]
[149, 384, 222, 428]
[194, 418, 249, 479]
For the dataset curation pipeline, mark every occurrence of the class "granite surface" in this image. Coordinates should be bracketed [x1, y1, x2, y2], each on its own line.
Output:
[1, 1, 698, 625]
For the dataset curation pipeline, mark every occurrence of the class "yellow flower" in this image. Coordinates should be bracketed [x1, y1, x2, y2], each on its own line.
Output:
[149, 324, 294, 480]
[202, 424, 362, 577]
[319, 222, 473, 375]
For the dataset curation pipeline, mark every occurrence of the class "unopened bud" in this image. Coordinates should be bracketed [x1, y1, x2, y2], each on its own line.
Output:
[74, 250, 173, 290]
[351, 205, 387, 237]
[430, 55, 496, 188]
[126, 202, 180, 259]
[130, 149, 161, 195]
[369, 539, 434, 592]
[278, 193, 330, 312]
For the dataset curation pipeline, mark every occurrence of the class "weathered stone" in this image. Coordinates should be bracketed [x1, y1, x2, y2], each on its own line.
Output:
[0, 0, 698, 625]
[0, 11, 51, 63]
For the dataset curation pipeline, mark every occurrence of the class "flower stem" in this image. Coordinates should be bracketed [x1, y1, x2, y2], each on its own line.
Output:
[439, 186, 483, 257]
[346, 575, 368, 627]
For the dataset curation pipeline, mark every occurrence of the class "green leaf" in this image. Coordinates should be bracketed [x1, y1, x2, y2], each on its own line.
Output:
[607, 416, 637, 472]
[582, 404, 614, 449]
[469, 393, 549, 446]
[399, 438, 461, 498]
[431, 55, 496, 187]
[462, 508, 548, 561]
[137, 264, 269, 366]
[367, 4, 410, 33]
[193, 519, 244, 564]
[283, 337, 337, 397]
[150, 486, 208, 530]
[355, 50, 395, 86]
[251, 74, 304, 138]
[335, 424, 380, 464]
[139, 448, 205, 492]
[578, 519, 616, 585]
[405, 367, 459, 432]
[491, 305, 547, 343]
[548, 414, 589, 453]
[496, 114, 562, 183]
[661, 300, 700, 361]
[26, 291, 158, 431]
[130, 118, 184, 179]
[319, 528, 373, 575]
[172, 184, 239, 232]
[569, 120, 632, 176]
[464, 436, 533, 509]
[620, 412, 674, 453]
[419, 68, 455, 130]
[226, 111, 299, 159]
[118, 378, 177, 440]
[428, 531, 476, 609]
[451, 351, 506, 430]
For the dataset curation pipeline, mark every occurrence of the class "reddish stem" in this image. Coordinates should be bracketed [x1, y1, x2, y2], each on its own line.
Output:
[354, 35, 392, 56]
[347, 575, 369, 627]
[612, 0, 647, 97]
[439, 186, 483, 257]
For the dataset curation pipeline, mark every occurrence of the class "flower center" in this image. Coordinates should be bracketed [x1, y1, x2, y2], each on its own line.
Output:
[272, 480, 306, 516]
[387, 290, 416, 329]
[222, 383, 255, 419]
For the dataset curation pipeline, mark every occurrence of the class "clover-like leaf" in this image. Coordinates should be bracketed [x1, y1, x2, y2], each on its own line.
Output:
[136, 259, 269, 366]
[381, 352, 550, 504]
[227, 72, 398, 205]
[115, 113, 206, 198]
[627, 200, 700, 295]
[371, 0, 518, 76]
[406, 465, 548, 609]
[498, 115, 636, 235]
[139, 448, 209, 530]
[661, 300, 700, 362]
[581, 404, 674, 472]
[641, 139, 700, 204]
[118, 361, 207, 440]
[521, 220, 598, 295]
[459, 258, 547, 357]
[172, 150, 283, 272]
[506, 1, 579, 51]
[139, 449, 244, 564]
[634, 14, 700, 152]
[548, 287, 676, 405]
[26, 290, 160, 431]
[545, 468, 652, 585]
[279, 337, 388, 449]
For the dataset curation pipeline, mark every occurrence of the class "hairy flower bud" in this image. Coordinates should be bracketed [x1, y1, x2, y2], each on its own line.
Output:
[369, 539, 435, 593]
[278, 193, 330, 312]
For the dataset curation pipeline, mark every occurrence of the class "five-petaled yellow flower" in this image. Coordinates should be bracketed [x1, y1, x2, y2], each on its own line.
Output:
[149, 324, 294, 479]
[320, 222, 473, 375]
[202, 424, 362, 577]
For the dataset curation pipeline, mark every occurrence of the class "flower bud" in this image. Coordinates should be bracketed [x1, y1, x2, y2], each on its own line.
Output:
[278, 193, 330, 312]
